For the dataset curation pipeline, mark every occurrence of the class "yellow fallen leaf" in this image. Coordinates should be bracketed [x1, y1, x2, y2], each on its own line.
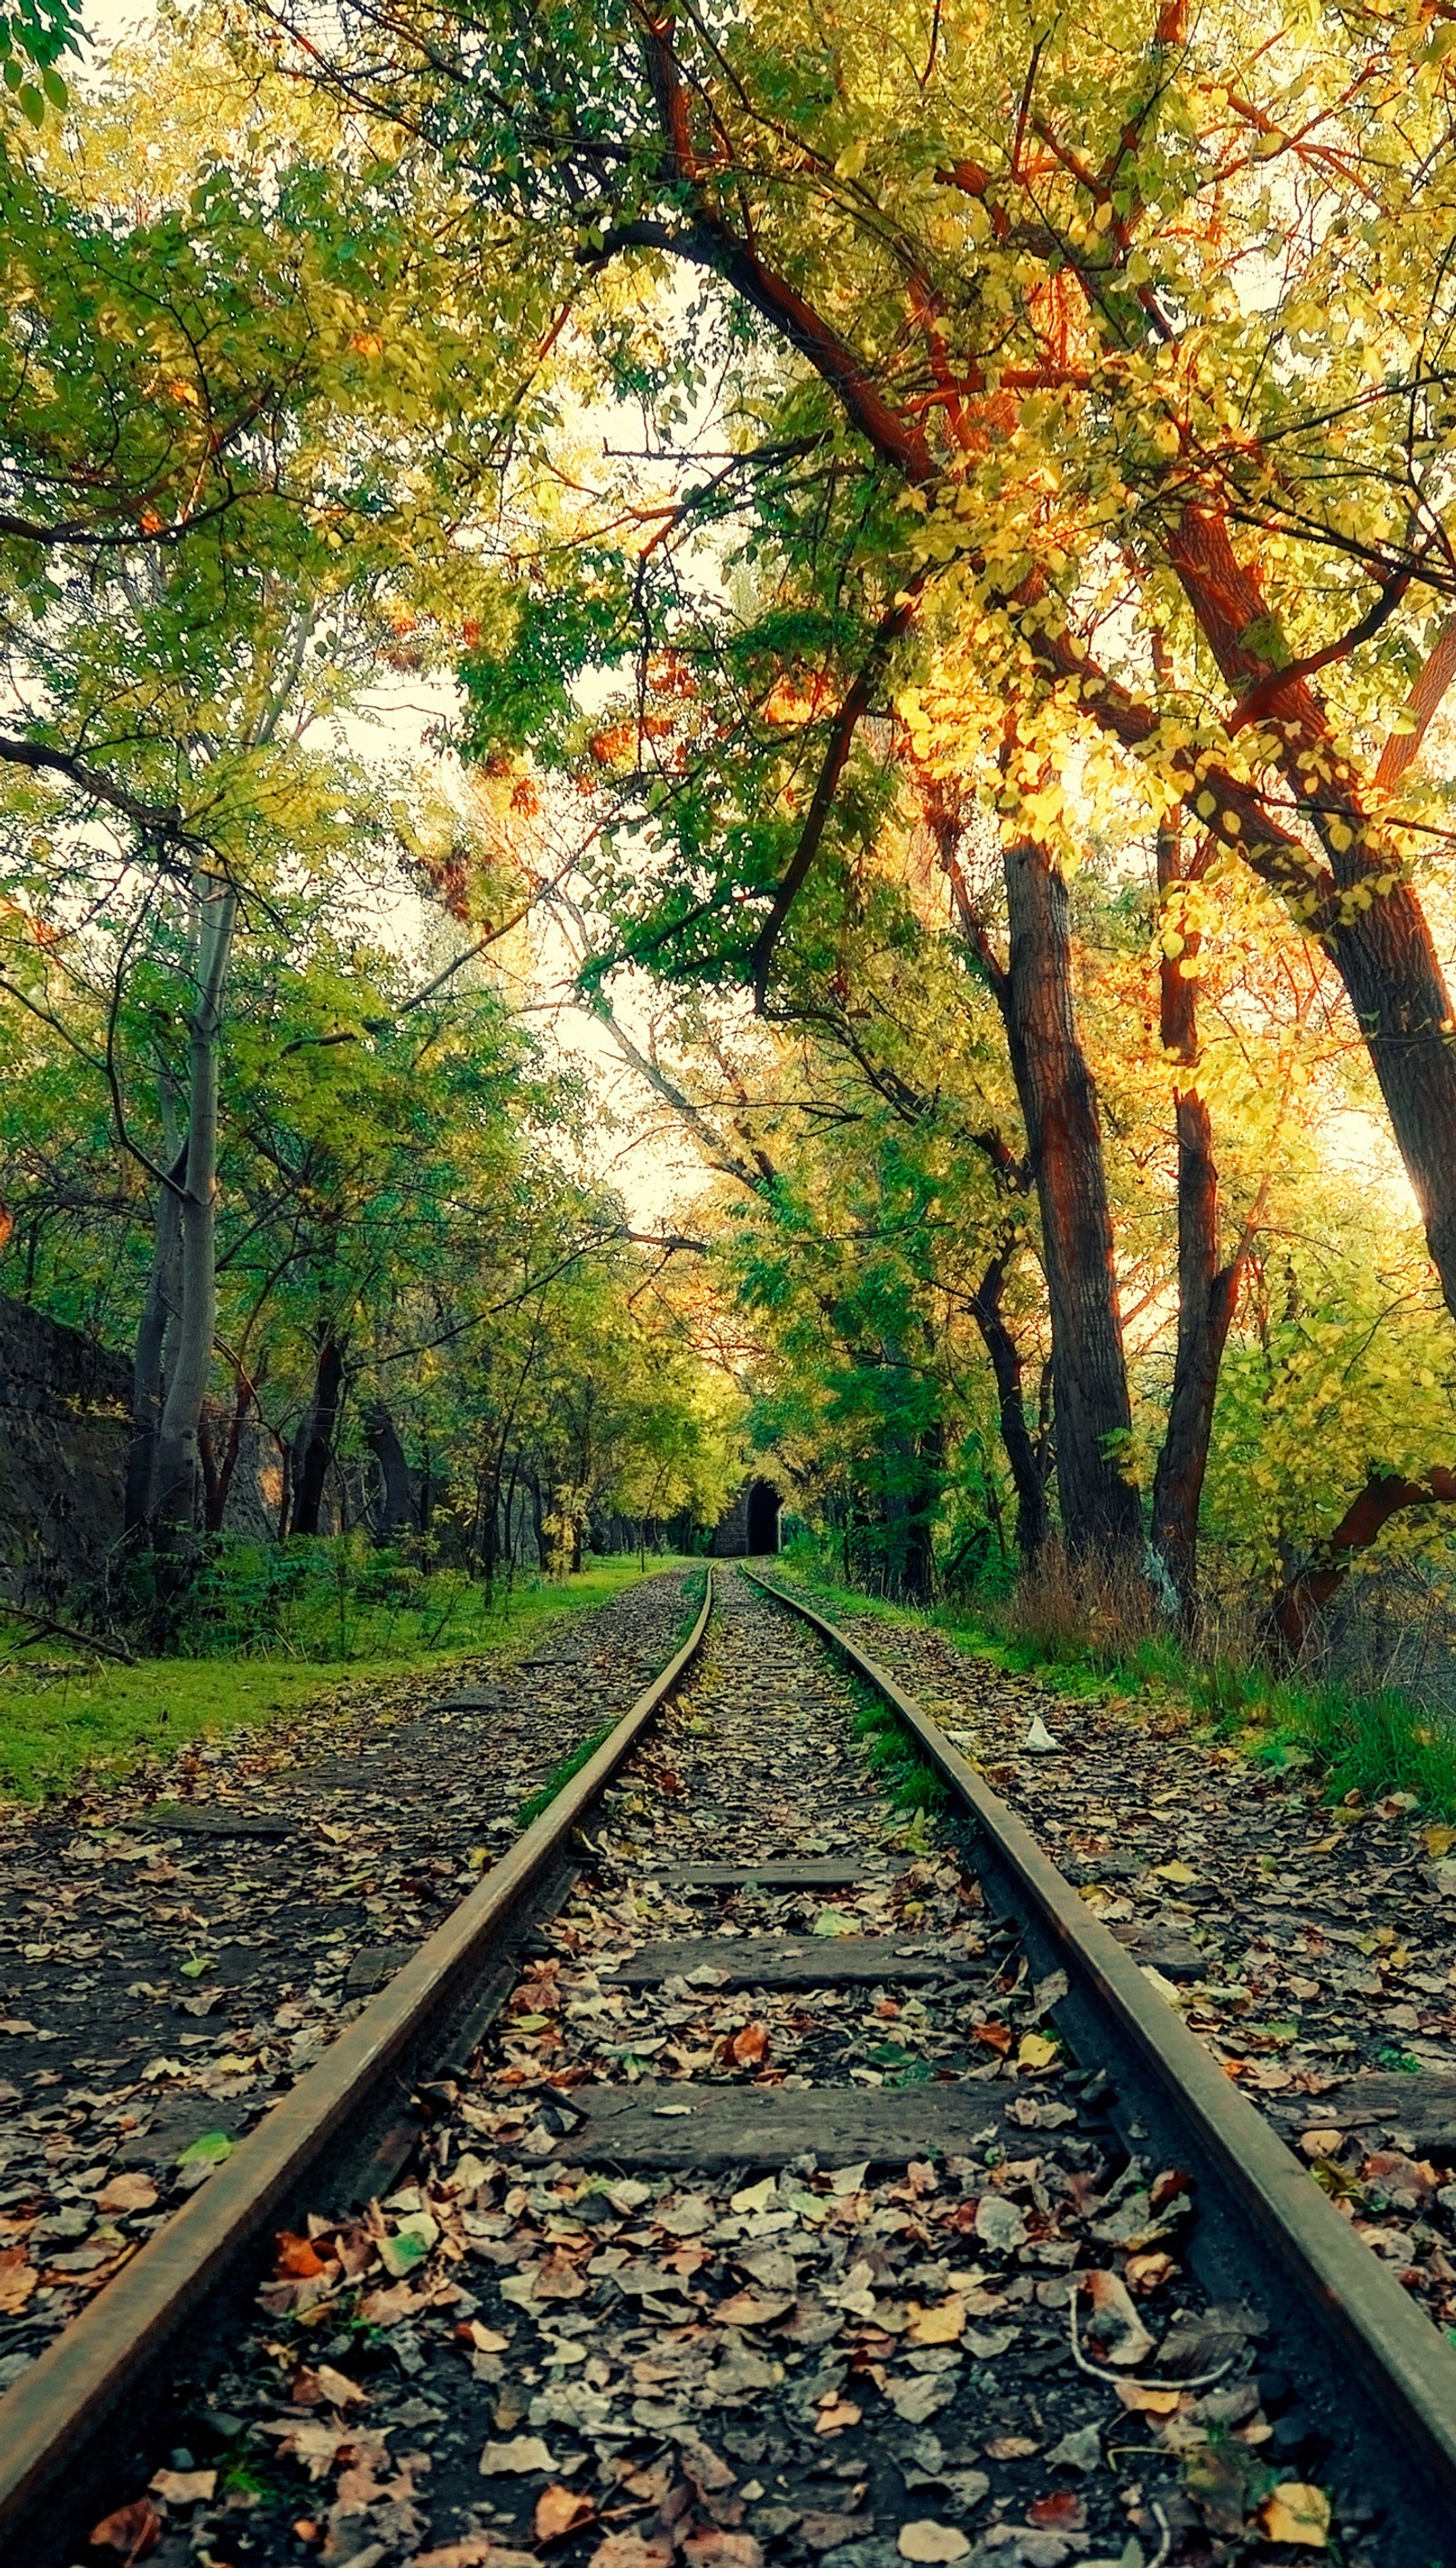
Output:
[1258, 2484, 1330, 2547]
[1017, 2033, 1057, 2068]
[1424, 1825, 1456, 1859]
[1153, 1860, 1198, 1885]
[905, 2298, 966, 2345]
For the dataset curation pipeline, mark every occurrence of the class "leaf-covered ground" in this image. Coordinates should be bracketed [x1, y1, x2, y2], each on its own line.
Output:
[0, 1569, 699, 2387]
[77, 1570, 1391, 2568]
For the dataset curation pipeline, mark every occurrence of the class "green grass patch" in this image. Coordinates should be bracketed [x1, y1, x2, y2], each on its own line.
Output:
[0, 1554, 680, 1805]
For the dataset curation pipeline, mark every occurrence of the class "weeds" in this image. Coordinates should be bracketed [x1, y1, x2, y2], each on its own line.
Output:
[517, 1721, 615, 1826]
[776, 1534, 1456, 1822]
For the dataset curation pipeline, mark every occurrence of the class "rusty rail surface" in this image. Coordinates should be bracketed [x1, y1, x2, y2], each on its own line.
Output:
[0, 1567, 714, 2550]
[743, 1566, 1456, 2519]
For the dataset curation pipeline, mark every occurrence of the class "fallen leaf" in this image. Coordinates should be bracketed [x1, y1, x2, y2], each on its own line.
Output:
[0, 2252, 36, 2316]
[95, 2174, 158, 2215]
[897, 2523, 970, 2562]
[1153, 1860, 1198, 1886]
[728, 2023, 770, 2067]
[1026, 2495, 1086, 2532]
[588, 2538, 675, 2568]
[985, 2438, 1040, 2462]
[799, 2514, 874, 2553]
[969, 2022, 1011, 2054]
[480, 2434, 557, 2477]
[1017, 2034, 1057, 2069]
[681, 2536, 763, 2568]
[536, 2484, 597, 2542]
[148, 2469, 217, 2504]
[905, 2300, 966, 2346]
[1257, 2485, 1331, 2548]
[88, 2497, 162, 2558]
[313, 2362, 369, 2406]
[974, 2196, 1027, 2255]
[274, 2231, 329, 2279]
[814, 2398, 863, 2436]
[1078, 2270, 1156, 2368]
[715, 2288, 795, 2327]
[1113, 2383, 1183, 2416]
[176, 2129, 232, 2173]
[812, 1909, 861, 1938]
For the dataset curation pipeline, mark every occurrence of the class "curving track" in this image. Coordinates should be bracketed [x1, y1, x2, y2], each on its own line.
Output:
[3, 1567, 1454, 2568]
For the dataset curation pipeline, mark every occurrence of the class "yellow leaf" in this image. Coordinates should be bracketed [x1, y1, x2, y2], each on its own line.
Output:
[1153, 1860, 1198, 1885]
[1424, 1825, 1456, 1859]
[905, 2298, 966, 2345]
[1257, 2483, 1330, 2547]
[1017, 2032, 1057, 2068]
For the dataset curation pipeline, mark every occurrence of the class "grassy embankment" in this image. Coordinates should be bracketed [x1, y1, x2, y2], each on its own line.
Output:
[0, 1548, 688, 1805]
[771, 1549, 1456, 1821]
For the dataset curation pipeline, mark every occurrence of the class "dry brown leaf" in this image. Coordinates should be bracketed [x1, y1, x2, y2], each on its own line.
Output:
[896, 2523, 970, 2562]
[148, 2469, 216, 2505]
[95, 2173, 158, 2215]
[273, 2230, 329, 2279]
[588, 2536, 675, 2568]
[681, 2535, 763, 2568]
[0, 2251, 35, 2317]
[1257, 2485, 1331, 2548]
[714, 2289, 795, 2328]
[1079, 2269, 1156, 2367]
[984, 2437, 1040, 2462]
[536, 2484, 598, 2543]
[87, 2496, 162, 2559]
[1026, 2494, 1086, 2531]
[814, 2398, 863, 2437]
[728, 2024, 770, 2067]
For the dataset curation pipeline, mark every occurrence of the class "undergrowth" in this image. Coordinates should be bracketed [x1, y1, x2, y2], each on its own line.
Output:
[775, 1539, 1456, 1821]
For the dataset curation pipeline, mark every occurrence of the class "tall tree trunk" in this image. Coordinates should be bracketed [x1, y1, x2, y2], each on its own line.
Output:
[1149, 823, 1243, 1613]
[969, 1242, 1049, 1561]
[153, 872, 238, 1540]
[125, 1133, 185, 1539]
[291, 1332, 345, 1537]
[365, 1400, 413, 1540]
[203, 1370, 256, 1535]
[1001, 833, 1141, 1560]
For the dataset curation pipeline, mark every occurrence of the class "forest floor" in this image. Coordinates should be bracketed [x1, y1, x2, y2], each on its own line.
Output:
[0, 1558, 678, 1804]
[771, 1565, 1456, 2341]
[0, 1566, 702, 2392]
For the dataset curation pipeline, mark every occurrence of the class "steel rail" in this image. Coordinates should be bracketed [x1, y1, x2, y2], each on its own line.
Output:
[0, 1568, 714, 2551]
[743, 1567, 1456, 2517]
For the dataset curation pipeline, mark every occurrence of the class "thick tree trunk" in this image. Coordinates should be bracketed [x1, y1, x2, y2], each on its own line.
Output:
[125, 1140, 184, 1539]
[291, 1333, 345, 1538]
[1149, 824, 1242, 1612]
[365, 1400, 414, 1540]
[969, 1244, 1049, 1561]
[153, 874, 238, 1540]
[1001, 834, 1141, 1560]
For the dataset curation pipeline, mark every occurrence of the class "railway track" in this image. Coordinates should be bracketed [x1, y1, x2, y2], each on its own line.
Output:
[4, 1565, 1455, 2568]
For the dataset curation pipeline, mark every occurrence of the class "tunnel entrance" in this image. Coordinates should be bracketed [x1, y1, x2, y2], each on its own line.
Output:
[745, 1478, 781, 1555]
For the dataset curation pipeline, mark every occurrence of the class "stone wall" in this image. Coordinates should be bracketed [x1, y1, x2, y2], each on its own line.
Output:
[0, 1299, 132, 1602]
[711, 1474, 783, 1558]
[0, 1297, 274, 1602]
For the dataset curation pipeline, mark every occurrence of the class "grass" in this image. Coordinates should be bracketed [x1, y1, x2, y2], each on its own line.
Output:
[774, 1544, 1456, 1822]
[0, 1555, 683, 1805]
[516, 1721, 616, 1827]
